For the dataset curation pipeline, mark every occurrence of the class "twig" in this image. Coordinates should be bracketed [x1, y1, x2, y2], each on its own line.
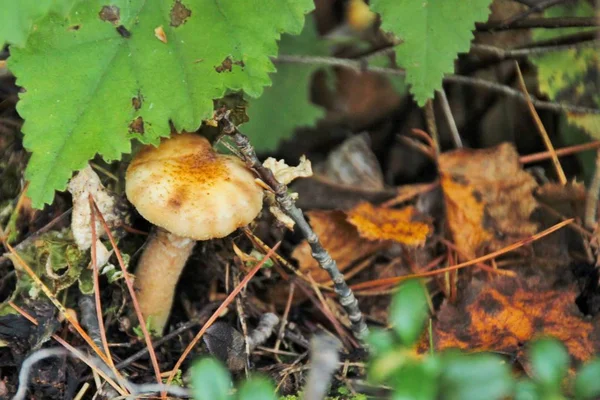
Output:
[437, 89, 463, 148]
[272, 55, 600, 115]
[9, 304, 127, 398]
[424, 99, 440, 156]
[585, 149, 600, 229]
[475, 16, 598, 31]
[471, 39, 600, 59]
[88, 195, 115, 369]
[515, 62, 567, 185]
[232, 266, 250, 376]
[12, 347, 190, 400]
[520, 140, 600, 164]
[88, 198, 164, 396]
[215, 110, 369, 340]
[501, 0, 573, 25]
[350, 219, 573, 290]
[274, 283, 295, 362]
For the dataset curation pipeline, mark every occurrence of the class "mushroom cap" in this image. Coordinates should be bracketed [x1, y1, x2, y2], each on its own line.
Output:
[126, 133, 264, 240]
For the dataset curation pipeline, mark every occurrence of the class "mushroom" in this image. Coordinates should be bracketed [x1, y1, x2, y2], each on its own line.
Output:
[126, 133, 264, 334]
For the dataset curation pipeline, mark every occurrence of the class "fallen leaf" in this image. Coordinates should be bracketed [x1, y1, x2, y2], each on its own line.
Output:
[292, 210, 382, 283]
[346, 202, 430, 245]
[439, 143, 538, 259]
[429, 278, 600, 363]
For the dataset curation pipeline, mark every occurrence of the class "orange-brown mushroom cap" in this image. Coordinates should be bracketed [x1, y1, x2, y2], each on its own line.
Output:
[126, 133, 264, 240]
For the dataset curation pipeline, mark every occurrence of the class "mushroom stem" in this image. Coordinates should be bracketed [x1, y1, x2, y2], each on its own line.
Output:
[134, 229, 195, 334]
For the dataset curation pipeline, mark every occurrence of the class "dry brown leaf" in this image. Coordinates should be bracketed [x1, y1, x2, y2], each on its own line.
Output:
[291, 210, 381, 283]
[439, 143, 538, 259]
[430, 278, 600, 363]
[346, 202, 430, 245]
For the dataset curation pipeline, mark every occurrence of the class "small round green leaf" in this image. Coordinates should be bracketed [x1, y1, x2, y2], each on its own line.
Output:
[237, 376, 277, 400]
[390, 279, 428, 346]
[440, 350, 514, 400]
[189, 358, 231, 400]
[574, 359, 600, 400]
[529, 338, 569, 390]
[390, 358, 439, 400]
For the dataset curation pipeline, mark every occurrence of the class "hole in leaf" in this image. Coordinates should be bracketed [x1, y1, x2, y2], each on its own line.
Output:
[170, 0, 192, 27]
[129, 117, 145, 134]
[215, 57, 244, 73]
[99, 5, 120, 25]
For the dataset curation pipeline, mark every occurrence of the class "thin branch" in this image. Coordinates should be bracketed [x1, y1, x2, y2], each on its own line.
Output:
[520, 140, 600, 164]
[476, 16, 598, 31]
[502, 0, 572, 26]
[471, 39, 600, 59]
[585, 149, 600, 229]
[437, 89, 463, 148]
[515, 62, 567, 185]
[89, 198, 164, 396]
[215, 110, 369, 340]
[272, 55, 600, 115]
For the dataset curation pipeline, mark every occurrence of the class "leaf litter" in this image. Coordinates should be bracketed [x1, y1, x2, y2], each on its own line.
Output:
[2, 1, 600, 398]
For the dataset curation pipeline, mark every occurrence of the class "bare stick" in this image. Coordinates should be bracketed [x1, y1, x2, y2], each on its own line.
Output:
[585, 149, 600, 229]
[437, 89, 463, 148]
[501, 0, 572, 26]
[216, 110, 369, 340]
[476, 16, 598, 31]
[273, 55, 600, 115]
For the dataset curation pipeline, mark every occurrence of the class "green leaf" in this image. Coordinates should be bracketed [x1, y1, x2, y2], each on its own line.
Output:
[529, 338, 569, 391]
[515, 380, 539, 400]
[242, 16, 327, 151]
[370, 0, 492, 106]
[0, 0, 75, 48]
[237, 376, 276, 400]
[389, 279, 428, 346]
[439, 350, 514, 400]
[530, 2, 599, 139]
[366, 328, 396, 356]
[8, 0, 314, 207]
[390, 358, 439, 400]
[189, 358, 231, 400]
[574, 359, 600, 400]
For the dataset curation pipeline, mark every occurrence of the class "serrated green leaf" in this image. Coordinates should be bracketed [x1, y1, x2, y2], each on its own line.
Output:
[242, 16, 327, 151]
[8, 0, 314, 207]
[530, 3, 599, 139]
[389, 279, 428, 346]
[0, 0, 76, 48]
[237, 377, 276, 400]
[574, 359, 600, 400]
[439, 350, 514, 400]
[529, 338, 569, 392]
[189, 358, 231, 400]
[370, 0, 492, 106]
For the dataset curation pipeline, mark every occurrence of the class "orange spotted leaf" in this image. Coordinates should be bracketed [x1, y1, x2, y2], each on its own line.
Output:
[346, 202, 430, 245]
